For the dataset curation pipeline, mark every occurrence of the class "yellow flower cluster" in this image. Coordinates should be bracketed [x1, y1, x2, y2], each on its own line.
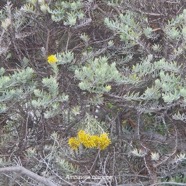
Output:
[47, 55, 58, 64]
[68, 130, 111, 151]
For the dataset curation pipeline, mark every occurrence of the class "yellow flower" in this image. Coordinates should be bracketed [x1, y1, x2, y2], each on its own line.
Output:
[90, 135, 100, 148]
[84, 138, 96, 148]
[78, 130, 94, 148]
[47, 55, 58, 64]
[68, 137, 80, 150]
[105, 85, 111, 91]
[97, 133, 111, 150]
[77, 130, 87, 141]
[72, 130, 111, 150]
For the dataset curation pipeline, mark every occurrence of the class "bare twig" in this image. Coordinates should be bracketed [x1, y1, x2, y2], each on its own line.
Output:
[89, 150, 100, 174]
[151, 181, 186, 186]
[154, 128, 178, 168]
[45, 29, 50, 56]
[0, 166, 57, 186]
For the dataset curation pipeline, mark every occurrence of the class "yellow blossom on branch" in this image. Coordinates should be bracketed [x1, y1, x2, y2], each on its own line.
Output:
[68, 137, 80, 150]
[47, 55, 58, 64]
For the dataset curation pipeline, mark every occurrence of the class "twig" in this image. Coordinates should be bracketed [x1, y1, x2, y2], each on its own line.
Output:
[66, 31, 71, 52]
[117, 182, 149, 186]
[151, 182, 186, 186]
[0, 166, 57, 186]
[136, 111, 141, 139]
[89, 150, 100, 174]
[154, 128, 178, 168]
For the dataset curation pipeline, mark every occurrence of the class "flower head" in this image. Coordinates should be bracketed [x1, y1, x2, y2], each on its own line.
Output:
[78, 130, 95, 148]
[77, 130, 88, 141]
[68, 137, 80, 150]
[47, 55, 58, 64]
[97, 133, 111, 150]
[68, 130, 111, 151]
[90, 135, 100, 147]
[105, 85, 111, 92]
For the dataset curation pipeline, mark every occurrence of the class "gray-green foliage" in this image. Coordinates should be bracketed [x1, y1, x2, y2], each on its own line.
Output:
[75, 56, 121, 93]
[0, 68, 35, 112]
[78, 113, 107, 135]
[105, 12, 141, 45]
[56, 51, 74, 65]
[163, 9, 186, 62]
[48, 0, 84, 26]
[123, 56, 184, 104]
[104, 8, 186, 122]
[164, 9, 186, 41]
[0, 67, 68, 118]
[32, 76, 68, 118]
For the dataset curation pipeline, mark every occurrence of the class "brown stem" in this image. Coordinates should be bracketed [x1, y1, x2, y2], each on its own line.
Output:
[0, 166, 57, 186]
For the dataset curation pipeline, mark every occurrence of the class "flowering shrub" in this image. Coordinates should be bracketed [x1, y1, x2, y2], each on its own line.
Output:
[1, 0, 186, 185]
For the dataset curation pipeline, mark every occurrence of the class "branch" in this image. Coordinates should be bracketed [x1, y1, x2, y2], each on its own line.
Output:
[151, 182, 186, 186]
[154, 128, 178, 168]
[0, 166, 57, 186]
[118, 181, 186, 186]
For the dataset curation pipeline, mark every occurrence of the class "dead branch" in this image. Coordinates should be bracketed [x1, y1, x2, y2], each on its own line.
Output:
[0, 166, 57, 186]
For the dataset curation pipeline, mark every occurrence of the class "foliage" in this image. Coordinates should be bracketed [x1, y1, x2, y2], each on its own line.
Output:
[0, 0, 186, 185]
[75, 56, 121, 93]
